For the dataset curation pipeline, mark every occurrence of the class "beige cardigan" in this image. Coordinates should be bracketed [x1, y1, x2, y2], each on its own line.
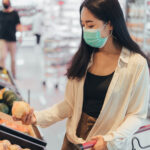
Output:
[35, 47, 150, 150]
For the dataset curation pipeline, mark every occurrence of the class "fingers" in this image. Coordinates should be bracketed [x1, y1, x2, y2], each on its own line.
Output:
[91, 136, 99, 140]
[27, 109, 34, 125]
[12, 108, 35, 125]
[22, 112, 28, 124]
[12, 116, 20, 121]
[31, 113, 37, 125]
[25, 113, 32, 125]
[23, 109, 34, 125]
[30, 109, 33, 113]
[91, 135, 103, 141]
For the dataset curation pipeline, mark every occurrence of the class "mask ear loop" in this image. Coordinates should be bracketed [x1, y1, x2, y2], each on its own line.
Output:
[102, 23, 108, 31]
[103, 22, 115, 38]
[102, 23, 112, 38]
[111, 30, 118, 40]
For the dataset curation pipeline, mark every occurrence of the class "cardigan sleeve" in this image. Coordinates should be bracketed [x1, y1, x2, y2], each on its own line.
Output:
[34, 79, 74, 128]
[102, 59, 150, 150]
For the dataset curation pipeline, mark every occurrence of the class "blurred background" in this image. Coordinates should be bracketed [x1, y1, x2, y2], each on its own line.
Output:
[0, 0, 150, 149]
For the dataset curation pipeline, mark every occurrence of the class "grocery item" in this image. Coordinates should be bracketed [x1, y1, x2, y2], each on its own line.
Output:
[0, 112, 37, 138]
[0, 143, 8, 150]
[0, 88, 6, 100]
[3, 91, 14, 100]
[0, 103, 9, 114]
[0, 140, 11, 149]
[0, 69, 11, 83]
[0, 140, 11, 146]
[3, 91, 20, 107]
[8, 144, 22, 150]
[0, 119, 30, 135]
[2, 69, 7, 75]
[0, 140, 31, 150]
[6, 94, 19, 107]
[0, 90, 22, 115]
[12, 101, 30, 119]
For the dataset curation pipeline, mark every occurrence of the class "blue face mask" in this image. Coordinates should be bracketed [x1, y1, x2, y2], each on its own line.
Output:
[83, 25, 108, 48]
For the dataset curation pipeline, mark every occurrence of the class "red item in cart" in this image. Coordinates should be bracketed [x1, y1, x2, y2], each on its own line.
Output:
[75, 140, 97, 150]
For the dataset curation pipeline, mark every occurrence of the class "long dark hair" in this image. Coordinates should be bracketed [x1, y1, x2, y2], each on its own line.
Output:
[67, 0, 149, 80]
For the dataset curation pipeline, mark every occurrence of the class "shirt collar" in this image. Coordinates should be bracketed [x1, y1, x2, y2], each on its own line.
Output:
[119, 47, 130, 64]
[88, 47, 130, 69]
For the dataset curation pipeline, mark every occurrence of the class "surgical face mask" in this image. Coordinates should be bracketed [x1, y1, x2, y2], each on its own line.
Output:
[3, 3, 10, 9]
[83, 24, 108, 48]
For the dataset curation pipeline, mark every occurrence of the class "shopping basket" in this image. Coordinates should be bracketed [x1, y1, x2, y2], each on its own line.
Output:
[74, 124, 150, 150]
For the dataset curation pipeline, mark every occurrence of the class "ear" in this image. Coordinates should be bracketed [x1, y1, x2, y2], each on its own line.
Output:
[9, 0, 11, 5]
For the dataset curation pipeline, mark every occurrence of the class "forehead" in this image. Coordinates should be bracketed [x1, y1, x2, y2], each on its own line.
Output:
[3, 0, 10, 3]
[81, 7, 98, 22]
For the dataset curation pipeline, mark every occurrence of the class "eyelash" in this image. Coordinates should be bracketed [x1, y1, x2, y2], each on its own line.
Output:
[89, 25, 94, 28]
[82, 25, 94, 28]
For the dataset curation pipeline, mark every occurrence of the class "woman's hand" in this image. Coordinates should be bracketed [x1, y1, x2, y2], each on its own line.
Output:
[91, 135, 108, 150]
[13, 109, 37, 125]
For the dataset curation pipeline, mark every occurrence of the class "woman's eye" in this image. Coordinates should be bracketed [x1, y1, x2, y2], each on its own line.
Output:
[89, 25, 94, 28]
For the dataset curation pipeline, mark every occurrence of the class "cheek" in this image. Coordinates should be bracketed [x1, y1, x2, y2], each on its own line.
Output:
[100, 29, 110, 38]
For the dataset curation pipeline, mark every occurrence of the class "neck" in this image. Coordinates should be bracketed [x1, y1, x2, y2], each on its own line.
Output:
[3, 7, 12, 12]
[98, 37, 121, 55]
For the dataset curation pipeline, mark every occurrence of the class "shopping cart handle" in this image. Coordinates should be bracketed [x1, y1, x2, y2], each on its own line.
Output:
[134, 124, 150, 134]
[75, 140, 97, 150]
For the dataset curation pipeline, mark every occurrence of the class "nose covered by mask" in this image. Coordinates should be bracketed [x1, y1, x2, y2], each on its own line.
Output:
[3, 3, 10, 9]
[83, 25, 109, 48]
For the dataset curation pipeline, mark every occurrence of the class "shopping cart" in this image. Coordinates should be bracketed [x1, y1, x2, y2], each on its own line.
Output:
[132, 124, 150, 150]
[74, 124, 150, 150]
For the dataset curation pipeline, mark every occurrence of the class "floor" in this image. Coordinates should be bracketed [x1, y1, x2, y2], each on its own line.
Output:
[6, 44, 67, 150]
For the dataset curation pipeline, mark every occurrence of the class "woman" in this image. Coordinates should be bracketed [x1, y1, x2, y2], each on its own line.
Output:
[14, 0, 150, 150]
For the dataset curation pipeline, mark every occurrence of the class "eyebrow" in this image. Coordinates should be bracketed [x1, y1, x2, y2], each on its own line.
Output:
[81, 20, 94, 23]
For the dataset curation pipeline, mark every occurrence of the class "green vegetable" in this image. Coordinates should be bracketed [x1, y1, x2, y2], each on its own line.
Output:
[3, 91, 15, 100]
[3, 91, 21, 107]
[0, 103, 9, 114]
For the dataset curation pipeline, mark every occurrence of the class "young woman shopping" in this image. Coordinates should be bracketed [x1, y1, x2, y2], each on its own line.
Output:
[13, 0, 150, 149]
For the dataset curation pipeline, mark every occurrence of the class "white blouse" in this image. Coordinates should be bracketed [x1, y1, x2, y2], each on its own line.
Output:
[35, 47, 150, 150]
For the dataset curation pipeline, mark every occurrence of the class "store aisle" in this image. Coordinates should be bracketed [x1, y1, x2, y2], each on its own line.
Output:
[6, 45, 67, 149]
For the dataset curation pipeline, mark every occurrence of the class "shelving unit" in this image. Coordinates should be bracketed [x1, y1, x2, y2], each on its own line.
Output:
[126, 0, 150, 54]
[143, 0, 150, 53]
[42, 0, 82, 88]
